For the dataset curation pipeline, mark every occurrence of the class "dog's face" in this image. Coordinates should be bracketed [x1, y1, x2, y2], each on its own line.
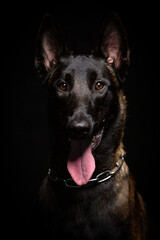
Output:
[49, 55, 118, 139]
[35, 12, 129, 186]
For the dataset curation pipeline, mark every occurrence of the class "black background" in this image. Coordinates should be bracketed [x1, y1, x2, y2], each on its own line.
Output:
[3, 2, 160, 239]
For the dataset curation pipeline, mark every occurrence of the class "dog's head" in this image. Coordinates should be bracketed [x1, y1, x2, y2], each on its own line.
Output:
[35, 12, 129, 186]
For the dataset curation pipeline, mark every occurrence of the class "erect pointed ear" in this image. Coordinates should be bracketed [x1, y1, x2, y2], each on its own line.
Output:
[96, 12, 130, 80]
[35, 14, 67, 78]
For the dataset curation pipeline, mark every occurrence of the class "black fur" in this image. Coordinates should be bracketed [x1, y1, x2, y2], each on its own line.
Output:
[35, 12, 148, 240]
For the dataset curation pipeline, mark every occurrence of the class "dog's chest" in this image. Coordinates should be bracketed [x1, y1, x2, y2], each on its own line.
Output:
[45, 184, 127, 240]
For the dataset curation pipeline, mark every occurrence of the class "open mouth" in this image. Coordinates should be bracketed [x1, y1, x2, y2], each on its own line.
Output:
[67, 128, 104, 186]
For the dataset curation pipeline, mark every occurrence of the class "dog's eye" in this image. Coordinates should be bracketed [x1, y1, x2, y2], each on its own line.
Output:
[95, 82, 104, 90]
[58, 82, 67, 91]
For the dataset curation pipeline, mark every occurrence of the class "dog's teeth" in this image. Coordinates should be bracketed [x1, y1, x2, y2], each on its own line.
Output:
[92, 136, 95, 142]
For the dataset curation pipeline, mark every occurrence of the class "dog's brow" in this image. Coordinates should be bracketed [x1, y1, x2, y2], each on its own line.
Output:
[88, 70, 97, 81]
[64, 73, 73, 82]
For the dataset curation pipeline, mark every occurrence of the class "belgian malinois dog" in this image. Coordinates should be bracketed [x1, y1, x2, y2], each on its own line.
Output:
[35, 12, 148, 240]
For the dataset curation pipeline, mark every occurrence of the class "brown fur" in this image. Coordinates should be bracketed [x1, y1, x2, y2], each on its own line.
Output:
[35, 12, 149, 240]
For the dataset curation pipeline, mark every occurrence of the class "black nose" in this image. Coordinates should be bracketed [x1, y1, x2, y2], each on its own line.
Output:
[68, 120, 90, 138]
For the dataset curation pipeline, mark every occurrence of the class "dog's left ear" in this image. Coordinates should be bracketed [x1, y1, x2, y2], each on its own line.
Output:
[96, 12, 130, 81]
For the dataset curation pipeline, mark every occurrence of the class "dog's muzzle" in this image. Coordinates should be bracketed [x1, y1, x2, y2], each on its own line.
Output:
[68, 119, 91, 139]
[67, 110, 93, 139]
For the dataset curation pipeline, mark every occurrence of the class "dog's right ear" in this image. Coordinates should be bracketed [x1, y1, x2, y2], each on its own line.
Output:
[35, 14, 67, 79]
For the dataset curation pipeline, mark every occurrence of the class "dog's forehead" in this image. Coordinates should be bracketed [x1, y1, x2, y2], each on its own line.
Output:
[61, 55, 107, 75]
[59, 55, 118, 86]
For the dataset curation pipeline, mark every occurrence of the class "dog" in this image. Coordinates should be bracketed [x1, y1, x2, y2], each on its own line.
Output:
[35, 12, 148, 240]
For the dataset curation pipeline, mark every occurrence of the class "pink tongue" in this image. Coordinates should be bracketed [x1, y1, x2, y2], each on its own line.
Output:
[67, 139, 95, 186]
